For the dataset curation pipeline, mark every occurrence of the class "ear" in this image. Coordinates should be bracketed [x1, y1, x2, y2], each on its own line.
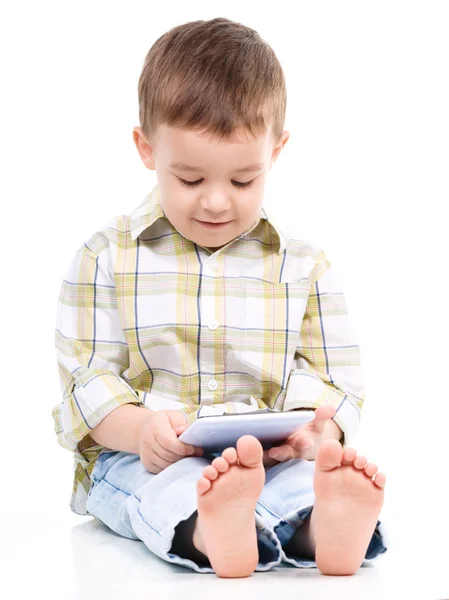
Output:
[132, 126, 156, 170]
[280, 130, 291, 148]
[270, 130, 291, 167]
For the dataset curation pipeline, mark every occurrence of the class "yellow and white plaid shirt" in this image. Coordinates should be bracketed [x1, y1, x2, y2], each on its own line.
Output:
[52, 182, 365, 515]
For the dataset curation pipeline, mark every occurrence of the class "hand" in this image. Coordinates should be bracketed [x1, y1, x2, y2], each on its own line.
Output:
[262, 405, 339, 466]
[138, 409, 204, 474]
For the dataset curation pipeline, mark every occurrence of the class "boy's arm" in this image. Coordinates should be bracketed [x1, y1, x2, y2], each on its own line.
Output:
[89, 403, 153, 454]
[282, 252, 365, 446]
[52, 241, 146, 458]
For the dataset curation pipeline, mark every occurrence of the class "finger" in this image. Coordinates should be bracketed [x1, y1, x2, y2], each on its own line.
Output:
[263, 449, 280, 467]
[174, 425, 204, 456]
[165, 410, 188, 431]
[191, 446, 204, 457]
[155, 429, 195, 457]
[316, 405, 337, 420]
[151, 442, 186, 463]
[156, 412, 194, 456]
[141, 425, 185, 462]
[269, 445, 296, 461]
[150, 447, 174, 471]
[289, 432, 313, 449]
[312, 405, 336, 434]
[297, 447, 316, 462]
[145, 463, 162, 474]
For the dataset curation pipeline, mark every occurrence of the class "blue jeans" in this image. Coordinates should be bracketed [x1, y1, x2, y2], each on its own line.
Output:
[85, 449, 389, 574]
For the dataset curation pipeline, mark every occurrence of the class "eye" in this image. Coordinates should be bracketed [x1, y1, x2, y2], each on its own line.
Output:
[176, 176, 256, 189]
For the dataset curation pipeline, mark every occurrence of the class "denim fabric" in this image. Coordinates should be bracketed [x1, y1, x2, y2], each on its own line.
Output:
[85, 449, 389, 574]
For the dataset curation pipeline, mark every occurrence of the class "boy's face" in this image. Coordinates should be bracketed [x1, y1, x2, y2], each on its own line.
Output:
[133, 123, 290, 251]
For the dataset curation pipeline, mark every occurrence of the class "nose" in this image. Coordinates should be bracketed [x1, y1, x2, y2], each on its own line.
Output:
[200, 191, 232, 216]
[200, 190, 231, 214]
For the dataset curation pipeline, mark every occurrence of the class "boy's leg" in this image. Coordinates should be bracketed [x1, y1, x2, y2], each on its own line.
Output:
[171, 437, 279, 578]
[282, 511, 315, 559]
[86, 447, 284, 574]
[86, 449, 217, 573]
[170, 511, 210, 565]
[255, 456, 317, 567]
[256, 443, 389, 572]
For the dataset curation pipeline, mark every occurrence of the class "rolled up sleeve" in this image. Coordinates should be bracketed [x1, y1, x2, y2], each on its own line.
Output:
[52, 241, 144, 456]
[282, 252, 365, 446]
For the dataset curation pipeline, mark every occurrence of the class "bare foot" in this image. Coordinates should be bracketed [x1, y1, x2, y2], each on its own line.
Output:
[311, 439, 386, 576]
[193, 435, 265, 578]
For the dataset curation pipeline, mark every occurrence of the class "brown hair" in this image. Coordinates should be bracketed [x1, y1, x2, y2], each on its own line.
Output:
[137, 17, 287, 145]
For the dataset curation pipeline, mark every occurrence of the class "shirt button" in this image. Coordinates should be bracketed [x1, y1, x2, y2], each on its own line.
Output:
[208, 378, 218, 391]
[208, 263, 219, 271]
[208, 319, 219, 330]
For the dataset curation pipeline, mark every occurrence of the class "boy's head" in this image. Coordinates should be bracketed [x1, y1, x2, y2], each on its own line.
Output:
[132, 17, 290, 251]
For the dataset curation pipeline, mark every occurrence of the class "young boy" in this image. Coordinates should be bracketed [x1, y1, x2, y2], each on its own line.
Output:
[52, 17, 388, 578]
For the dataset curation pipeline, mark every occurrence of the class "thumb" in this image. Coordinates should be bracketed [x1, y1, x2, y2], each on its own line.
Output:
[164, 409, 188, 431]
[313, 405, 336, 434]
[174, 424, 188, 434]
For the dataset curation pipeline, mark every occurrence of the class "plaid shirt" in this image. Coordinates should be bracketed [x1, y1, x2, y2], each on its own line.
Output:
[52, 183, 365, 515]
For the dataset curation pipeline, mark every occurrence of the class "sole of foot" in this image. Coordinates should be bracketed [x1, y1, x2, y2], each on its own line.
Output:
[312, 439, 386, 576]
[194, 435, 266, 578]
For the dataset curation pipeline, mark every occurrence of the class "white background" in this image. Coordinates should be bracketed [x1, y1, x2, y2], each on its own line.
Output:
[1, 1, 448, 598]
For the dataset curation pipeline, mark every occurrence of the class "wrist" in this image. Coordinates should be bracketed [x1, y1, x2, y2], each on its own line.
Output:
[90, 404, 154, 455]
[136, 408, 155, 450]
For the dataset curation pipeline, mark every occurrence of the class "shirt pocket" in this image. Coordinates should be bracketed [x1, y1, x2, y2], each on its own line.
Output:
[242, 279, 310, 389]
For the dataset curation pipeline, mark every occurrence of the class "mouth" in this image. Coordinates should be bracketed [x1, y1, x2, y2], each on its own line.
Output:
[195, 219, 232, 229]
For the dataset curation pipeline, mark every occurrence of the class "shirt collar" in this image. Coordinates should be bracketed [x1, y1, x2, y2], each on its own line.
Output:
[129, 182, 287, 254]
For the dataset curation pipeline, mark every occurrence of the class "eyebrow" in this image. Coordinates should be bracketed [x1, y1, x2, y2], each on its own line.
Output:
[169, 161, 264, 173]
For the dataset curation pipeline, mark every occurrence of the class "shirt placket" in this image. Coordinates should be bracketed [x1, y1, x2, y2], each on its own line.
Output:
[200, 253, 222, 405]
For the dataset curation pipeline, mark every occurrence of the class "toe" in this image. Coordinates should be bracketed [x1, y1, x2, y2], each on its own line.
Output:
[212, 456, 230, 473]
[353, 454, 368, 470]
[341, 447, 357, 465]
[236, 435, 263, 468]
[197, 476, 211, 495]
[373, 472, 386, 489]
[316, 439, 344, 471]
[364, 462, 378, 478]
[222, 447, 238, 464]
[202, 465, 219, 481]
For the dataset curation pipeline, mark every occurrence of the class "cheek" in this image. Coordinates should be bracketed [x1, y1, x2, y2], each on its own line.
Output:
[163, 183, 192, 216]
[245, 193, 263, 215]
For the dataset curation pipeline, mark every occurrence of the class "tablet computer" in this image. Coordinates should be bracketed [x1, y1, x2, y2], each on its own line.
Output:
[178, 409, 315, 452]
